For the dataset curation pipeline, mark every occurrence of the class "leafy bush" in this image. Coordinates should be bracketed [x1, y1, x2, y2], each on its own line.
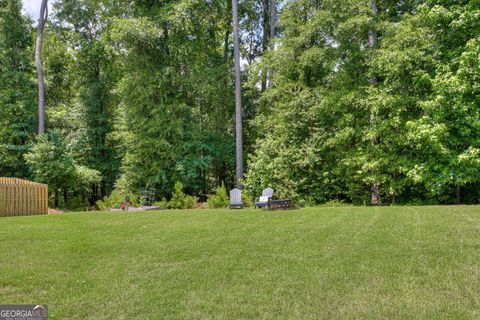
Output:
[168, 182, 186, 209]
[25, 132, 101, 208]
[96, 189, 140, 211]
[25, 132, 76, 193]
[206, 184, 229, 208]
[183, 195, 198, 209]
[168, 181, 198, 209]
[153, 197, 168, 209]
[72, 165, 102, 197]
[241, 188, 255, 208]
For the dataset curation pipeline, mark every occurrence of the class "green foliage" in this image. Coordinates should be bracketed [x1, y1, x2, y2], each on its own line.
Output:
[66, 195, 92, 212]
[3, 0, 480, 208]
[241, 188, 255, 208]
[73, 165, 102, 195]
[246, 0, 480, 205]
[153, 198, 168, 210]
[54, 0, 122, 200]
[206, 184, 229, 209]
[25, 133, 76, 194]
[96, 188, 140, 211]
[109, 1, 236, 198]
[183, 195, 199, 210]
[25, 132, 101, 208]
[168, 182, 198, 209]
[321, 200, 353, 208]
[0, 0, 35, 178]
[168, 182, 187, 209]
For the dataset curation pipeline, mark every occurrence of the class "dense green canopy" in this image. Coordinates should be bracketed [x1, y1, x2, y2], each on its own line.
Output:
[0, 0, 479, 207]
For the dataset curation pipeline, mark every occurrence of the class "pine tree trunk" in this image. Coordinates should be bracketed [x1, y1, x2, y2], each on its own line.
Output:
[224, 1, 232, 62]
[261, 0, 270, 92]
[223, 0, 232, 124]
[64, 188, 68, 207]
[369, 0, 380, 205]
[35, 0, 48, 134]
[456, 185, 461, 204]
[267, 0, 277, 88]
[232, 0, 243, 188]
[54, 189, 59, 208]
[270, 0, 276, 41]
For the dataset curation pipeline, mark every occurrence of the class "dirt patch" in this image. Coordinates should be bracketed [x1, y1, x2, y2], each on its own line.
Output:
[48, 208, 64, 215]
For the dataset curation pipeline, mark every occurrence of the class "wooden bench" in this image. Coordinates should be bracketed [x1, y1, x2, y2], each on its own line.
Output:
[268, 199, 293, 210]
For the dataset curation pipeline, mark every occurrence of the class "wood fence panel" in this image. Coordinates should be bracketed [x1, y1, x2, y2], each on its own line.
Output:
[32, 186, 36, 215]
[26, 185, 31, 215]
[0, 185, 5, 217]
[20, 185, 24, 216]
[43, 186, 48, 214]
[0, 178, 48, 217]
[8, 186, 13, 216]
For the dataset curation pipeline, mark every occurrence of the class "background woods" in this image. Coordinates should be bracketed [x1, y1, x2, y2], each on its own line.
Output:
[1, 0, 479, 208]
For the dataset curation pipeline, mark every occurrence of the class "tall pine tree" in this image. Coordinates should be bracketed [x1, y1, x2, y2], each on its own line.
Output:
[0, 0, 36, 177]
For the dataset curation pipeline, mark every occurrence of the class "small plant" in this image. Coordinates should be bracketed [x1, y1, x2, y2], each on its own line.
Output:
[154, 197, 168, 209]
[96, 189, 140, 210]
[183, 195, 199, 209]
[168, 181, 198, 209]
[169, 182, 186, 209]
[242, 188, 255, 208]
[206, 184, 229, 208]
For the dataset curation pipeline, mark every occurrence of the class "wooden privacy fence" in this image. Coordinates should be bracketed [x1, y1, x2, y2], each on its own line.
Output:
[0, 178, 48, 217]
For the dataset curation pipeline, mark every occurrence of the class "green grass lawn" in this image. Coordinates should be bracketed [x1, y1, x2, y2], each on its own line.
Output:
[1, 206, 479, 319]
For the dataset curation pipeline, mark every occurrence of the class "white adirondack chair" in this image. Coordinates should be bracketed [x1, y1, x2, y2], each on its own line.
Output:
[254, 187, 274, 208]
[229, 188, 244, 209]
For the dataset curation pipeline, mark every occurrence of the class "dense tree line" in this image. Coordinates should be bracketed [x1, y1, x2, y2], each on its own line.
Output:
[246, 0, 480, 205]
[0, 0, 479, 208]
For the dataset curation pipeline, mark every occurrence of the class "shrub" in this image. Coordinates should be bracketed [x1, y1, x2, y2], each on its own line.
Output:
[169, 182, 186, 209]
[168, 181, 198, 209]
[25, 132, 101, 208]
[206, 184, 229, 208]
[183, 195, 199, 209]
[96, 189, 140, 211]
[153, 197, 168, 209]
[242, 188, 254, 208]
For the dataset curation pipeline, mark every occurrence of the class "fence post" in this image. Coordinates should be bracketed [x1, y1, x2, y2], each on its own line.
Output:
[0, 185, 5, 217]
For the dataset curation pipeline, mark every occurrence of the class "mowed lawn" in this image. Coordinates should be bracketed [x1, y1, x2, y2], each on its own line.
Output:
[1, 207, 479, 319]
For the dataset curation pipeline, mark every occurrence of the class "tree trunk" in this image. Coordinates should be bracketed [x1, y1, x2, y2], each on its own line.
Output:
[35, 0, 48, 134]
[456, 185, 461, 204]
[90, 184, 97, 206]
[270, 0, 276, 41]
[371, 183, 380, 205]
[261, 0, 270, 91]
[368, 1, 378, 48]
[266, 0, 277, 88]
[163, 22, 170, 56]
[224, 0, 232, 62]
[369, 0, 380, 205]
[64, 188, 68, 207]
[232, 0, 243, 188]
[54, 189, 59, 208]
